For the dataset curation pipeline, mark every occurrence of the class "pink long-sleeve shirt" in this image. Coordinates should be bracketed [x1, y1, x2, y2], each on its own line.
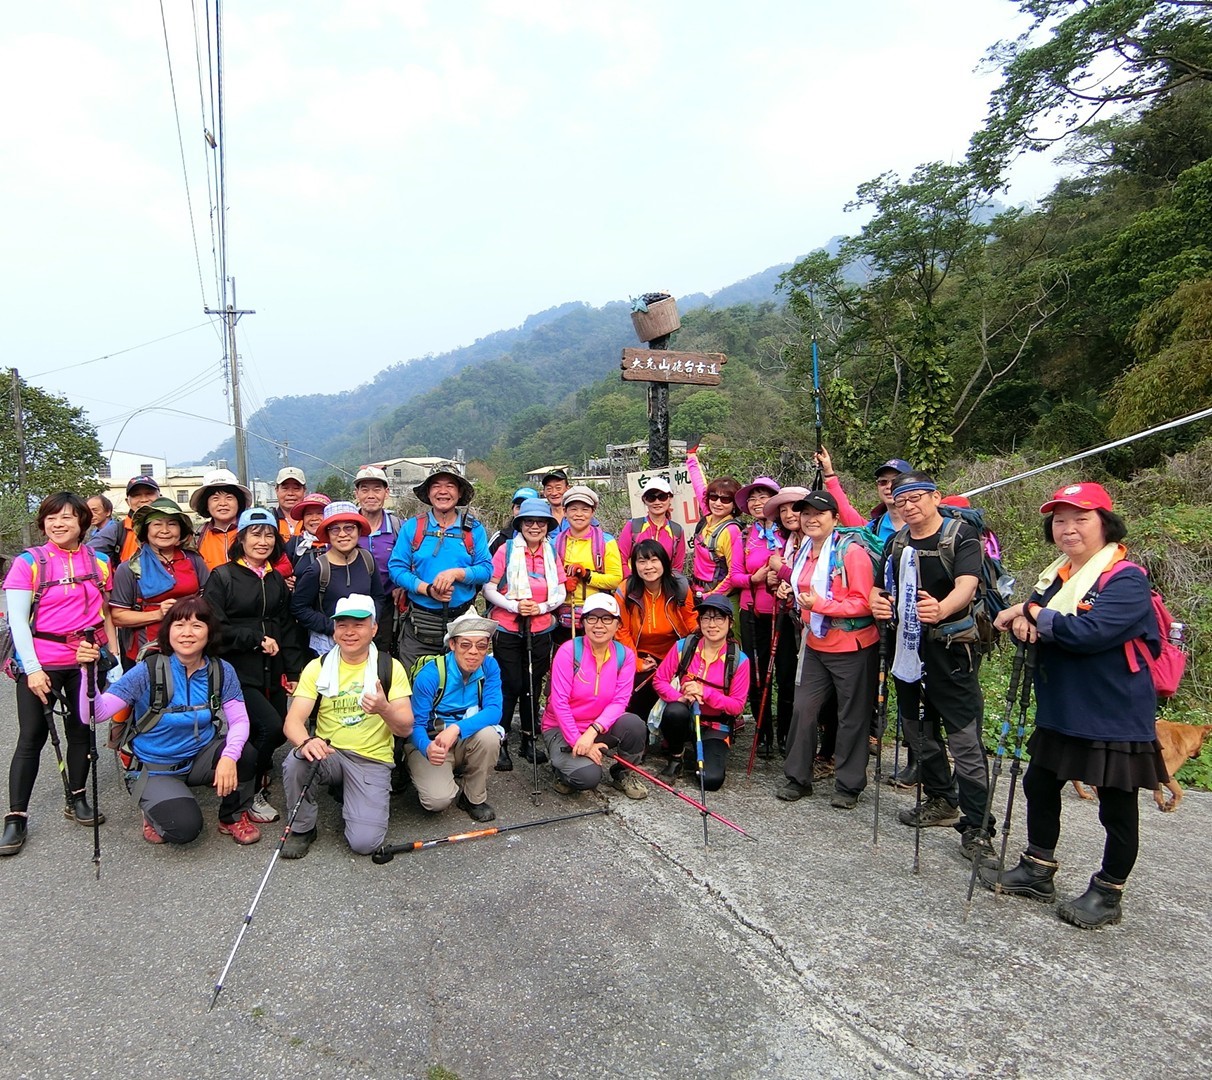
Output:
[541, 638, 637, 746]
[793, 537, 879, 653]
[653, 636, 751, 723]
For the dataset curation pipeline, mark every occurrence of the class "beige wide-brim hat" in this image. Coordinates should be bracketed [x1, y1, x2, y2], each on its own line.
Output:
[762, 487, 810, 521]
[443, 612, 499, 645]
[189, 468, 253, 517]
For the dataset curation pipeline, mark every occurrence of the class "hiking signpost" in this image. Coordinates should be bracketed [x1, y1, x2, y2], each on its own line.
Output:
[625, 293, 727, 468]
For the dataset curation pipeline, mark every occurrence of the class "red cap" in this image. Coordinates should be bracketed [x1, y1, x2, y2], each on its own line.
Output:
[1039, 482, 1113, 515]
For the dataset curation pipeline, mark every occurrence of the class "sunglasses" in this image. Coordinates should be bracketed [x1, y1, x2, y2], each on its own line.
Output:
[707, 494, 733, 504]
[454, 639, 491, 653]
[643, 491, 671, 502]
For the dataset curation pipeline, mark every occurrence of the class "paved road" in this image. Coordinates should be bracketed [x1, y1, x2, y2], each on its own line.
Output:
[1, 690, 1208, 1079]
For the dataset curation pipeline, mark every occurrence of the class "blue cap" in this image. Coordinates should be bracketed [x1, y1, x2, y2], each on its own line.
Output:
[696, 594, 734, 618]
[874, 459, 912, 479]
[514, 498, 557, 529]
[237, 507, 277, 531]
[512, 486, 540, 504]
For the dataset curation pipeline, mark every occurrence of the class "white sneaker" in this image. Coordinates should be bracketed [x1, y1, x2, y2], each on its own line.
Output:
[249, 790, 280, 823]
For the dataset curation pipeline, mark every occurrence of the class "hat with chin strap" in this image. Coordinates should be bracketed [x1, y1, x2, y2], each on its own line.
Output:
[413, 467, 474, 507]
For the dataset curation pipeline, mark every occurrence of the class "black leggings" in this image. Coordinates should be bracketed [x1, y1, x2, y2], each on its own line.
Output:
[1023, 761, 1140, 882]
[661, 701, 731, 791]
[493, 629, 553, 737]
[9, 668, 91, 812]
[243, 684, 287, 785]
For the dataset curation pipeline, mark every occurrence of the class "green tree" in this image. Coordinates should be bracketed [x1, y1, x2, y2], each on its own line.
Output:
[972, 1, 1212, 183]
[0, 370, 106, 549]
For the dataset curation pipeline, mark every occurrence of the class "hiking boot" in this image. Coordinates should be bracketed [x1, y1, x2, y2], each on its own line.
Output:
[64, 791, 105, 827]
[830, 791, 859, 810]
[960, 826, 997, 863]
[249, 790, 280, 823]
[887, 762, 919, 789]
[218, 813, 263, 845]
[978, 852, 1058, 902]
[142, 816, 165, 845]
[1058, 875, 1124, 929]
[812, 757, 835, 781]
[660, 756, 684, 780]
[520, 735, 548, 765]
[0, 813, 28, 856]
[898, 796, 960, 828]
[391, 763, 411, 794]
[868, 737, 880, 756]
[611, 768, 648, 800]
[327, 782, 345, 805]
[458, 791, 496, 822]
[552, 775, 576, 796]
[495, 740, 514, 772]
[281, 826, 317, 859]
[776, 779, 812, 802]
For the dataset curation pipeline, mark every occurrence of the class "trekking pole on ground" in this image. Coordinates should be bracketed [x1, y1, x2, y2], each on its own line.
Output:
[209, 756, 323, 1010]
[606, 753, 757, 842]
[810, 334, 824, 489]
[83, 630, 102, 881]
[372, 808, 606, 862]
[964, 639, 1027, 915]
[746, 605, 783, 777]
[912, 668, 927, 876]
[42, 692, 76, 807]
[995, 644, 1036, 897]
[692, 703, 709, 847]
[872, 620, 892, 851]
[523, 616, 540, 806]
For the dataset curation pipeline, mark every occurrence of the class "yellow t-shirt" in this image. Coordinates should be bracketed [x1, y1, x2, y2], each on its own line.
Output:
[295, 655, 411, 765]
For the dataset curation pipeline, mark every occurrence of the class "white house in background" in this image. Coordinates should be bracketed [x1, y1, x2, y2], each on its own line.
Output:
[100, 452, 272, 519]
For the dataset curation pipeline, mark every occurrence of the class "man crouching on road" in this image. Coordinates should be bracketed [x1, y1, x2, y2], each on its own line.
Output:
[281, 594, 414, 859]
[405, 612, 503, 823]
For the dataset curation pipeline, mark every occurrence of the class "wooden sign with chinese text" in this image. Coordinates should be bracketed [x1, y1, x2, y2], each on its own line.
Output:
[620, 348, 727, 386]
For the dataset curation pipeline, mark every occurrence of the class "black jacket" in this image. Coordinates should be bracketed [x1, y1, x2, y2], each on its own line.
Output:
[203, 561, 308, 689]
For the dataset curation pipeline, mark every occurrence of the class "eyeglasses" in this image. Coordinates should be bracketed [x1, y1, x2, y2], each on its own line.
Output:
[892, 492, 932, 509]
[327, 524, 360, 535]
[453, 639, 491, 653]
[581, 613, 617, 625]
[698, 611, 730, 623]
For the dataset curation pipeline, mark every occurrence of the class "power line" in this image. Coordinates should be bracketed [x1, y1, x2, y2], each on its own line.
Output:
[25, 322, 218, 378]
[159, 0, 209, 308]
[190, 0, 222, 306]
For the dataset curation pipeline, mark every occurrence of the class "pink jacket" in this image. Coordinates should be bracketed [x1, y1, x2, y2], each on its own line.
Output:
[541, 638, 637, 746]
[653, 636, 750, 720]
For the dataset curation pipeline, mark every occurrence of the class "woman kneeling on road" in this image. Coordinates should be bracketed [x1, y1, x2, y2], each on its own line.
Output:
[76, 597, 262, 845]
[541, 594, 648, 799]
[980, 483, 1168, 929]
[652, 594, 750, 791]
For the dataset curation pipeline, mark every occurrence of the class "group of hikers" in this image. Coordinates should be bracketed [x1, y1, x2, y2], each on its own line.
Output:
[2, 448, 1172, 929]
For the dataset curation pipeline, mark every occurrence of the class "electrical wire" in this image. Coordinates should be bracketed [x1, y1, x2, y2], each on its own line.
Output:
[159, 0, 209, 308]
[190, 0, 222, 307]
[25, 322, 218, 379]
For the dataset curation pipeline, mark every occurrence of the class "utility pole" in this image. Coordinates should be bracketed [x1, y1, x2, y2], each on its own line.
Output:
[10, 368, 32, 547]
[206, 277, 254, 486]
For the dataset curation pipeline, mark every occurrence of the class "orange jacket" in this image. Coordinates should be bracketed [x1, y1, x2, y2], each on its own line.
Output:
[614, 583, 698, 665]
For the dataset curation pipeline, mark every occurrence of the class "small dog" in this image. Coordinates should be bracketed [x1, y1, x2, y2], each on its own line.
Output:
[1071, 721, 1212, 811]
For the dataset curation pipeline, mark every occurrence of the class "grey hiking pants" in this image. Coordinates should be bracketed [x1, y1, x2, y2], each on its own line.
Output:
[282, 746, 392, 855]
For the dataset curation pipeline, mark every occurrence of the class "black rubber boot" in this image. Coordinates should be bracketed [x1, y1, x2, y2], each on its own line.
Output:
[660, 747, 685, 780]
[65, 791, 105, 827]
[495, 738, 513, 772]
[0, 813, 28, 856]
[1058, 875, 1124, 929]
[979, 852, 1058, 902]
[520, 735, 547, 765]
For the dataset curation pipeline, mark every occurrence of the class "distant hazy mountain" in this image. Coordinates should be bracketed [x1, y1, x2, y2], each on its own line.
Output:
[198, 246, 842, 475]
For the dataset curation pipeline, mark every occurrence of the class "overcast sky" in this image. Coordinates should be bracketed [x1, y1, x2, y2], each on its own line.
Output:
[2, 0, 1062, 468]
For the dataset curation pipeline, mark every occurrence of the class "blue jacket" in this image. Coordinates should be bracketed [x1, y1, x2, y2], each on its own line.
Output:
[1032, 564, 1159, 742]
[387, 511, 492, 611]
[408, 653, 502, 755]
[106, 655, 243, 767]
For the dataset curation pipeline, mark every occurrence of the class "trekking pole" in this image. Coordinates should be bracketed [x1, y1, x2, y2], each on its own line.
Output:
[605, 753, 757, 842]
[372, 807, 606, 862]
[522, 616, 540, 806]
[692, 702, 709, 847]
[872, 620, 892, 851]
[995, 644, 1036, 897]
[810, 333, 824, 489]
[964, 639, 1027, 915]
[209, 755, 324, 1010]
[912, 667, 927, 876]
[83, 630, 102, 881]
[746, 605, 783, 777]
[42, 691, 76, 808]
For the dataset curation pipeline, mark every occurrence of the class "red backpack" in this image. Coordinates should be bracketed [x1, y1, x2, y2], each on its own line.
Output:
[1098, 562, 1186, 699]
